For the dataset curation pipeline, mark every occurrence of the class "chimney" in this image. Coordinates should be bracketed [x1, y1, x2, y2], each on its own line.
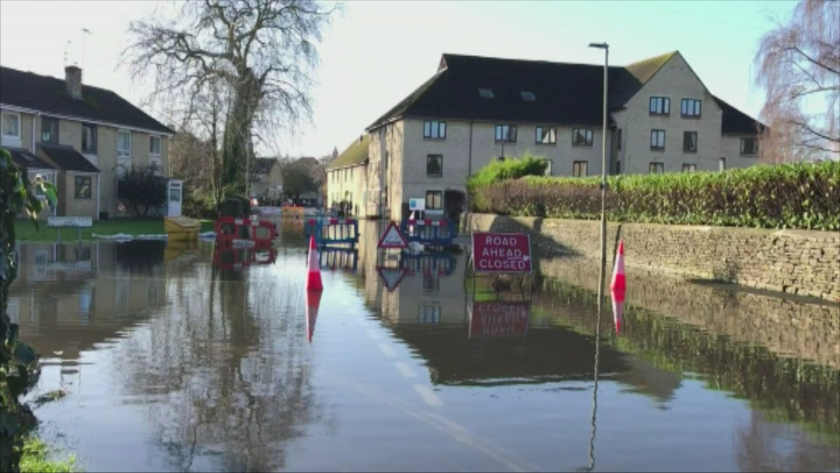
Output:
[359, 134, 363, 143]
[65, 65, 83, 100]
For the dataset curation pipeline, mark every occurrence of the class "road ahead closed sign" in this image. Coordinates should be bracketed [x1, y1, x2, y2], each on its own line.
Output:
[471, 232, 532, 274]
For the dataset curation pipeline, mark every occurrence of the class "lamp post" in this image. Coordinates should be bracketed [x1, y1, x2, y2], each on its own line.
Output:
[589, 42, 609, 307]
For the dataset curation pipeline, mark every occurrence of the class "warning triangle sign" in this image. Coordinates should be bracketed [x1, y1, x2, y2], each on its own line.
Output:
[377, 267, 408, 291]
[378, 222, 408, 249]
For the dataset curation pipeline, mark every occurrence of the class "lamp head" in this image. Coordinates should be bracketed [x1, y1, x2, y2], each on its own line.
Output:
[588, 42, 609, 50]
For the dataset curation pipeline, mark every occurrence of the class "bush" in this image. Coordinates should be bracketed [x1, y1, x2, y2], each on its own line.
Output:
[467, 153, 549, 211]
[468, 161, 840, 230]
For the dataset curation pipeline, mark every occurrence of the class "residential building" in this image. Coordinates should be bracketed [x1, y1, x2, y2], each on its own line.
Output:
[330, 51, 764, 220]
[326, 135, 370, 215]
[249, 157, 283, 201]
[1, 65, 175, 220]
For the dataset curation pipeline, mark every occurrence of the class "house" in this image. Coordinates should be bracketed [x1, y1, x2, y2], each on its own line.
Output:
[249, 157, 283, 200]
[330, 51, 764, 220]
[326, 135, 371, 215]
[1, 65, 175, 220]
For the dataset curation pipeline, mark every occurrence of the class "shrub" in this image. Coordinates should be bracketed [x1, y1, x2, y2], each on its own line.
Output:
[467, 153, 549, 211]
[468, 161, 840, 230]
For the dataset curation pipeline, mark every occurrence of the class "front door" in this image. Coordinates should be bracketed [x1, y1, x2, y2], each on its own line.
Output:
[168, 180, 183, 217]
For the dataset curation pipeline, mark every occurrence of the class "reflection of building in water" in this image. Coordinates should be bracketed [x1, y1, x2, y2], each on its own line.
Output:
[11, 241, 170, 386]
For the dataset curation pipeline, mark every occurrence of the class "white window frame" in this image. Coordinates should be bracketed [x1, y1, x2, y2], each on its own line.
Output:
[117, 130, 132, 159]
[1, 111, 21, 147]
[149, 135, 162, 156]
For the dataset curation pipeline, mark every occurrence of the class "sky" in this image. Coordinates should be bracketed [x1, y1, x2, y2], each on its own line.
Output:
[0, 0, 798, 158]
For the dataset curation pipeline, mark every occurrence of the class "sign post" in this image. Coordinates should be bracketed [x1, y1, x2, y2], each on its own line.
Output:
[465, 231, 534, 296]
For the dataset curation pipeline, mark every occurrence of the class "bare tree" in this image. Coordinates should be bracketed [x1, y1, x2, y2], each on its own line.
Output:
[125, 0, 335, 197]
[754, 0, 840, 162]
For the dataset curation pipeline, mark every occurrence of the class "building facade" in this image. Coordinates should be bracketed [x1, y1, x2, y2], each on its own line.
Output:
[1, 65, 175, 220]
[328, 51, 764, 221]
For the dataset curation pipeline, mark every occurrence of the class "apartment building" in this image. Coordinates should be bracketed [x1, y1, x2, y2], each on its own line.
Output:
[329, 51, 764, 221]
[326, 135, 370, 215]
[1, 65, 175, 220]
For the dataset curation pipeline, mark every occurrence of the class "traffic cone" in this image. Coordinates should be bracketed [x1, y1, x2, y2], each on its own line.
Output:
[306, 235, 323, 291]
[610, 241, 626, 292]
[305, 289, 321, 342]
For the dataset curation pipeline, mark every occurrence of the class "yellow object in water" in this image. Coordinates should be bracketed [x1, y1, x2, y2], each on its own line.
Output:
[164, 216, 201, 242]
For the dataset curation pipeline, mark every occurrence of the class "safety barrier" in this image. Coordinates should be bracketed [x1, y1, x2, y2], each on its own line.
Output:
[214, 216, 277, 248]
[400, 251, 457, 277]
[212, 245, 276, 270]
[400, 218, 456, 248]
[280, 206, 306, 219]
[319, 247, 359, 272]
[305, 217, 359, 247]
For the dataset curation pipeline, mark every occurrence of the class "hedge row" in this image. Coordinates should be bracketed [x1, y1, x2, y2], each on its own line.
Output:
[467, 160, 840, 230]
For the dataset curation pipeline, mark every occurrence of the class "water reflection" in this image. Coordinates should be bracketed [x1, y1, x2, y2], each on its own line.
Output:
[7, 220, 839, 472]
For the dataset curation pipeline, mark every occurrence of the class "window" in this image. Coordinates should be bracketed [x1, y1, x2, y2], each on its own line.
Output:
[521, 91, 536, 101]
[81, 124, 97, 153]
[573, 128, 593, 146]
[149, 136, 161, 155]
[650, 130, 666, 150]
[426, 154, 443, 176]
[682, 164, 697, 172]
[75, 175, 92, 199]
[616, 129, 622, 150]
[535, 126, 557, 145]
[649, 162, 665, 174]
[649, 97, 670, 115]
[425, 190, 442, 210]
[495, 124, 517, 143]
[719, 157, 726, 171]
[41, 117, 59, 144]
[740, 138, 758, 156]
[683, 131, 698, 152]
[681, 99, 701, 117]
[384, 151, 389, 169]
[573, 161, 588, 177]
[478, 88, 494, 99]
[117, 130, 131, 158]
[1, 112, 20, 137]
[423, 120, 446, 140]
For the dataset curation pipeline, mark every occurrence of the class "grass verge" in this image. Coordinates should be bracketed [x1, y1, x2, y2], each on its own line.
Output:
[20, 437, 77, 473]
[14, 218, 215, 242]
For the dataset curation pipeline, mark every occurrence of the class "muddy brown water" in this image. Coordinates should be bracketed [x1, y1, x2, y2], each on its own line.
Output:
[9, 220, 840, 472]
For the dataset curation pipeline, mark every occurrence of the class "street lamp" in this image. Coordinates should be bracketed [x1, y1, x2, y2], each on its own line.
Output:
[589, 42, 609, 307]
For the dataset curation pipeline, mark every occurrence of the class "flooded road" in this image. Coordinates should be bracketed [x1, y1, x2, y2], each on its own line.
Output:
[9, 220, 840, 472]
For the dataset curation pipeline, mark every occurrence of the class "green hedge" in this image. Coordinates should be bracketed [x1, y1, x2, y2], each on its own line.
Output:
[468, 161, 840, 230]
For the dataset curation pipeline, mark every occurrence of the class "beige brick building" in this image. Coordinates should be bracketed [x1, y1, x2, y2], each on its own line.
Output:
[1, 65, 175, 220]
[328, 51, 764, 221]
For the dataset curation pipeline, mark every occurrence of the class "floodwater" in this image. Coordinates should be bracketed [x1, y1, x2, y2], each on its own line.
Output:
[8, 220, 840, 472]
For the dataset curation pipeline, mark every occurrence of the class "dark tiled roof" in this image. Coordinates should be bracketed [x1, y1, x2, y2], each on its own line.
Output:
[328, 135, 370, 170]
[2, 147, 56, 170]
[38, 144, 100, 173]
[0, 66, 174, 134]
[367, 52, 762, 137]
[250, 158, 277, 175]
[714, 96, 767, 134]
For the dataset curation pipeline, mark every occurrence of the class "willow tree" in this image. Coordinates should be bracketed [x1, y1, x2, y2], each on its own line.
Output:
[754, 0, 840, 162]
[126, 0, 334, 196]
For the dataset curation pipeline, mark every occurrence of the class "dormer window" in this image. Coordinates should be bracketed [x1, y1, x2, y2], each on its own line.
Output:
[521, 91, 535, 101]
[478, 88, 494, 99]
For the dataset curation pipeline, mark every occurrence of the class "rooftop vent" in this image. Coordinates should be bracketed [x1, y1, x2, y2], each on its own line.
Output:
[521, 91, 535, 101]
[478, 88, 494, 99]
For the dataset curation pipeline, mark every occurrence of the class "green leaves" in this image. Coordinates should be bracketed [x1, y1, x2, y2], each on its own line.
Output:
[469, 161, 840, 231]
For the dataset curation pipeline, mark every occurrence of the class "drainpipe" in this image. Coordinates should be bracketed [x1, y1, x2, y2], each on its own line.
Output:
[467, 119, 474, 212]
[96, 173, 100, 219]
[31, 113, 38, 153]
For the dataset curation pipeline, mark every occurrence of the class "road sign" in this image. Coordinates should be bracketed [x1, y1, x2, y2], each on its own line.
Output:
[471, 232, 532, 274]
[469, 301, 530, 338]
[409, 198, 425, 211]
[377, 267, 408, 291]
[117, 202, 127, 213]
[378, 222, 408, 249]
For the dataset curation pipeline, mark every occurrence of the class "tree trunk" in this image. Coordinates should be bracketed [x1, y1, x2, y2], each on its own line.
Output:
[221, 71, 261, 199]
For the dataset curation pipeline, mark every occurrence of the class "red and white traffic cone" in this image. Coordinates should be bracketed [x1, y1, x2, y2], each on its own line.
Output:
[610, 241, 626, 293]
[305, 235, 323, 291]
[305, 289, 321, 342]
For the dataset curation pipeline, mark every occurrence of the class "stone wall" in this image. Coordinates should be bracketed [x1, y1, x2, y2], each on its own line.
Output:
[466, 213, 840, 302]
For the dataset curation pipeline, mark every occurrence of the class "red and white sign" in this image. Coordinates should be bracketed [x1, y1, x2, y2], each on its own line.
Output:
[471, 232, 532, 274]
[469, 301, 530, 338]
[117, 202, 127, 213]
[377, 267, 408, 291]
[378, 222, 409, 249]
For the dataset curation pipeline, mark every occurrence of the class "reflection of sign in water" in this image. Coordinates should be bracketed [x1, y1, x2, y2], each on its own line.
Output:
[471, 232, 532, 274]
[469, 301, 530, 338]
[377, 267, 408, 291]
[378, 222, 408, 249]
